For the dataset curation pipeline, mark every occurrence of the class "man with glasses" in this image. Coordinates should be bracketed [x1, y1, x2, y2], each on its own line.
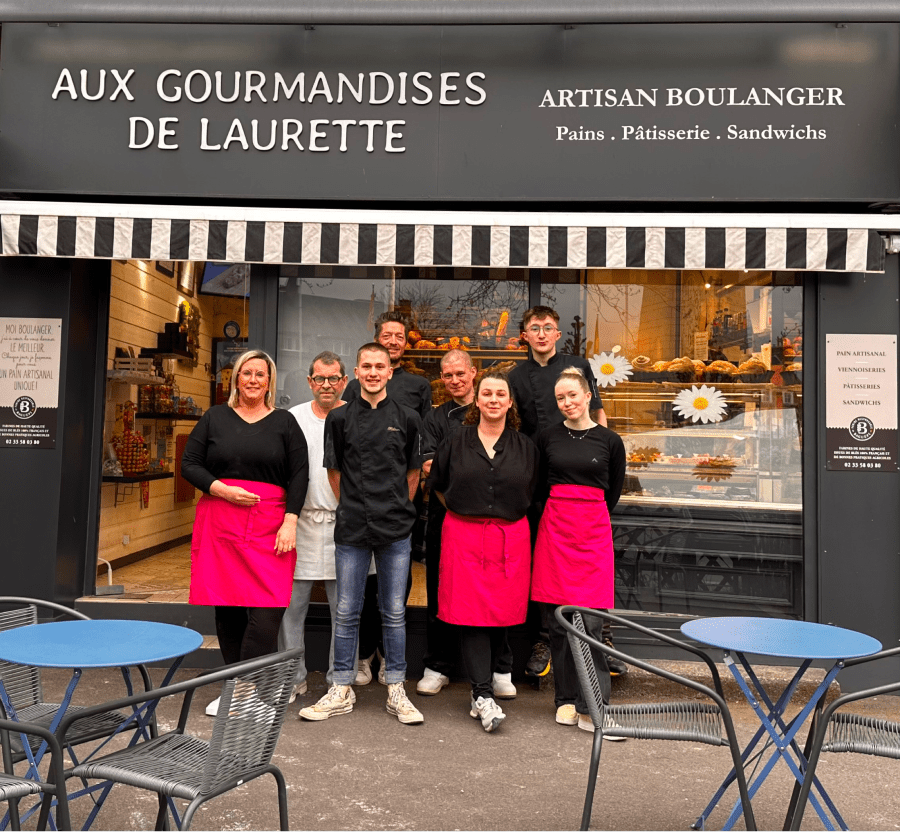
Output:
[416, 349, 517, 700]
[278, 351, 351, 704]
[508, 306, 625, 682]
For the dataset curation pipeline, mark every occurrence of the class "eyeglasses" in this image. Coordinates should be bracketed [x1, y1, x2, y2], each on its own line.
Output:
[527, 324, 559, 335]
[239, 370, 269, 380]
[311, 375, 344, 386]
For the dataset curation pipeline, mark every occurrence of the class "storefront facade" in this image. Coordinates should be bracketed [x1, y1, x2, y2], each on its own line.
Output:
[0, 3, 898, 688]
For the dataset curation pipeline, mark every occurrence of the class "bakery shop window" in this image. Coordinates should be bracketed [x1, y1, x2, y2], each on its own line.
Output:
[544, 269, 804, 618]
[275, 266, 529, 408]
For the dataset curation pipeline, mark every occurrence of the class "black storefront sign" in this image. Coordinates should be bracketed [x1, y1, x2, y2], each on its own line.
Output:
[0, 22, 897, 202]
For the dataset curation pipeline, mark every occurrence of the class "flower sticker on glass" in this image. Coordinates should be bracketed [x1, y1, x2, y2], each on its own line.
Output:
[589, 352, 633, 388]
[672, 385, 728, 424]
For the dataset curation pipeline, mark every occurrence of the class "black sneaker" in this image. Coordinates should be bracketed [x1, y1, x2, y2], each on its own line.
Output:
[603, 635, 628, 677]
[525, 641, 552, 677]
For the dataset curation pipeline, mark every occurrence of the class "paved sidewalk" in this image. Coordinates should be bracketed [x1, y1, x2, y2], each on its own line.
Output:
[31, 664, 900, 831]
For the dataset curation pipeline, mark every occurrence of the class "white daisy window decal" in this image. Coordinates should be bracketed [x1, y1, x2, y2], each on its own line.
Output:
[672, 385, 728, 424]
[589, 352, 633, 388]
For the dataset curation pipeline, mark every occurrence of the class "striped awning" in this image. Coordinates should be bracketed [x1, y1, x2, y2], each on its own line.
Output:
[0, 202, 889, 273]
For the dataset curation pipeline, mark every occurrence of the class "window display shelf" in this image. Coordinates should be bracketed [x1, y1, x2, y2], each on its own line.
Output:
[102, 472, 174, 507]
[106, 370, 164, 386]
[403, 348, 527, 362]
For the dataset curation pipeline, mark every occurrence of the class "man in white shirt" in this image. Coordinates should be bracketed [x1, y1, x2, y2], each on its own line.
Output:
[278, 350, 349, 702]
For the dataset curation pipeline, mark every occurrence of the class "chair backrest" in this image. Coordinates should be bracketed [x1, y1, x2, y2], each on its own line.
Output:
[824, 712, 900, 759]
[0, 597, 90, 714]
[568, 611, 609, 730]
[200, 652, 301, 795]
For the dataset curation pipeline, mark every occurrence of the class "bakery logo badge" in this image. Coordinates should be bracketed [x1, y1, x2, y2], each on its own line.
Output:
[849, 416, 875, 442]
[12, 396, 37, 420]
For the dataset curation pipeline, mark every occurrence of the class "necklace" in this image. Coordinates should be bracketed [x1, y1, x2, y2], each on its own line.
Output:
[566, 425, 591, 440]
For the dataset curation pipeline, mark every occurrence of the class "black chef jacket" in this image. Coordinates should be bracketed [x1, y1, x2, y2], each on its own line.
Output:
[422, 399, 470, 460]
[428, 425, 538, 522]
[343, 365, 432, 420]
[508, 352, 603, 442]
[324, 395, 424, 546]
[537, 422, 626, 512]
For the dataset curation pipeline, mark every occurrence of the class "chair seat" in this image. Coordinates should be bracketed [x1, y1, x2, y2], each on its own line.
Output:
[605, 701, 727, 745]
[9, 703, 128, 757]
[823, 712, 900, 759]
[0, 773, 42, 801]
[70, 732, 258, 801]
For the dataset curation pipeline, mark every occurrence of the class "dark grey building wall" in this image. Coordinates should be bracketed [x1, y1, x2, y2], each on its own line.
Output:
[0, 257, 108, 604]
[817, 257, 900, 691]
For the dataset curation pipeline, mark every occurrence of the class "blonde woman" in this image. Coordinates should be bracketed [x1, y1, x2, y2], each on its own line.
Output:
[182, 350, 309, 713]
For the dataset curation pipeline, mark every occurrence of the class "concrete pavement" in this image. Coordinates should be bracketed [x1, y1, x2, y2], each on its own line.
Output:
[29, 663, 900, 831]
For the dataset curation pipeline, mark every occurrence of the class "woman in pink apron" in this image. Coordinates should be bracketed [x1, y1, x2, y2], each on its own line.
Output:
[181, 350, 309, 714]
[531, 367, 626, 734]
[428, 370, 538, 732]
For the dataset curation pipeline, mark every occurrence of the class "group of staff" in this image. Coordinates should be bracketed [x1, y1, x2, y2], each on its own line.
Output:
[181, 305, 626, 733]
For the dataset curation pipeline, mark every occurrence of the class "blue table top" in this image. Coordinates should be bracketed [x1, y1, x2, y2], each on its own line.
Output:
[0, 620, 203, 668]
[681, 617, 882, 660]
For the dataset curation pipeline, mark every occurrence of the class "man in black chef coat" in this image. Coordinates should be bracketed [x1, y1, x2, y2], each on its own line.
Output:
[508, 306, 625, 678]
[342, 310, 432, 685]
[300, 343, 425, 724]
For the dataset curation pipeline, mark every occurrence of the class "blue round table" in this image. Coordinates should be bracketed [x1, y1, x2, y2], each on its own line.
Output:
[0, 619, 202, 831]
[0, 619, 203, 668]
[681, 616, 881, 831]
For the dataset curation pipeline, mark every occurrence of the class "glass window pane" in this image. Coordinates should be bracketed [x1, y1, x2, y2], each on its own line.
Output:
[276, 266, 529, 408]
[542, 269, 803, 617]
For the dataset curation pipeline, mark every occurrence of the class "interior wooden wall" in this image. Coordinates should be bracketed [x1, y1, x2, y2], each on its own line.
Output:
[99, 260, 247, 568]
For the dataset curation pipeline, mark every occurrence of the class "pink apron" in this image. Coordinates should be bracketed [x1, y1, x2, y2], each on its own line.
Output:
[189, 479, 296, 607]
[531, 484, 614, 608]
[437, 511, 531, 627]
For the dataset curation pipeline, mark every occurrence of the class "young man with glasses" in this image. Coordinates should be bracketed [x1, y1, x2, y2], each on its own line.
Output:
[300, 343, 425, 724]
[508, 306, 626, 681]
[278, 351, 352, 704]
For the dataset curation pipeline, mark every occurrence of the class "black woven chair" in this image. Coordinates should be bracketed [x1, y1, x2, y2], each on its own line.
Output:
[555, 606, 756, 831]
[788, 645, 900, 830]
[0, 716, 71, 830]
[58, 647, 302, 831]
[0, 597, 139, 761]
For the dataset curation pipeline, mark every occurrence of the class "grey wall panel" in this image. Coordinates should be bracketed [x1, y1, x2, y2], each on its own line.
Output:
[817, 260, 900, 692]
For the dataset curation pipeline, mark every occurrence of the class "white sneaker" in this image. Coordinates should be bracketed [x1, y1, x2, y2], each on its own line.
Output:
[556, 704, 578, 726]
[205, 696, 220, 717]
[492, 672, 517, 700]
[416, 668, 450, 696]
[298, 685, 354, 721]
[377, 648, 387, 686]
[470, 696, 505, 733]
[578, 713, 627, 741]
[355, 653, 375, 686]
[287, 682, 308, 704]
[386, 682, 424, 724]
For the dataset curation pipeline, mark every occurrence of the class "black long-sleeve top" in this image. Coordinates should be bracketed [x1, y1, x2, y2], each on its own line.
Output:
[536, 422, 626, 512]
[428, 425, 538, 521]
[181, 405, 309, 515]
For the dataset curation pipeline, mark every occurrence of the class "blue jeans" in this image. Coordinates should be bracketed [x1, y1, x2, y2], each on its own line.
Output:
[333, 536, 410, 686]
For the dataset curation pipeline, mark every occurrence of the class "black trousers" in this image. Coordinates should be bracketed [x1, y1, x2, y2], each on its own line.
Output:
[459, 625, 508, 701]
[422, 500, 458, 676]
[214, 605, 286, 666]
[526, 502, 550, 647]
[545, 603, 610, 713]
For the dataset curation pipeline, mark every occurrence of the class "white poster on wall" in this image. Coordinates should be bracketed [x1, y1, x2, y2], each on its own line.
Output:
[825, 333, 898, 471]
[0, 318, 62, 449]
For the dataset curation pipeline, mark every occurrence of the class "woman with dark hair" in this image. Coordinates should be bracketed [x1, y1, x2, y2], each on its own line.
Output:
[428, 371, 538, 732]
[182, 349, 309, 715]
[531, 366, 626, 735]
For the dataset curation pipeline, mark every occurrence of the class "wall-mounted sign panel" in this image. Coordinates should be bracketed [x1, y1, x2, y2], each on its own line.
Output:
[0, 318, 62, 449]
[0, 23, 897, 202]
[826, 333, 898, 471]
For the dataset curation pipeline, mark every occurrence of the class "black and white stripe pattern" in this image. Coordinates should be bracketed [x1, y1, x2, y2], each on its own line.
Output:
[0, 213, 886, 272]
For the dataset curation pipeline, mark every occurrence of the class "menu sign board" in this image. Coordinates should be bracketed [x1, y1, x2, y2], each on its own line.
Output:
[826, 334, 898, 471]
[0, 317, 62, 449]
